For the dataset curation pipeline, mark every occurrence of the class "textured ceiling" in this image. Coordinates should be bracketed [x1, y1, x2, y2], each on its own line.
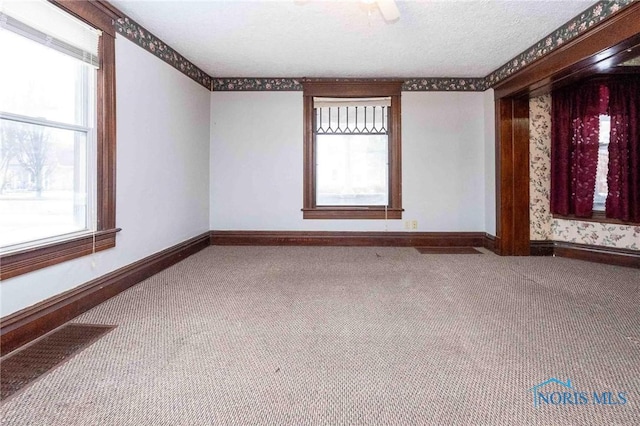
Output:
[110, 0, 599, 78]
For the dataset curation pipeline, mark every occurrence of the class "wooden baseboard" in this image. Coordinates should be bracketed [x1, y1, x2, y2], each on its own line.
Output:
[553, 242, 640, 269]
[210, 230, 486, 247]
[529, 240, 639, 268]
[0, 232, 210, 356]
[530, 240, 554, 256]
[483, 233, 497, 253]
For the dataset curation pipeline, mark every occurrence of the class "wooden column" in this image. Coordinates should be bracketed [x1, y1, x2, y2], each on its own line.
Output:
[495, 97, 530, 255]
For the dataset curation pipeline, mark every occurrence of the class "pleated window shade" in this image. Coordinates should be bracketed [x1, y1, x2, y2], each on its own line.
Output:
[0, 0, 101, 67]
[314, 97, 391, 108]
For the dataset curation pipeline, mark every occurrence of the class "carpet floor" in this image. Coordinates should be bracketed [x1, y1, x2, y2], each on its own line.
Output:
[1, 246, 639, 425]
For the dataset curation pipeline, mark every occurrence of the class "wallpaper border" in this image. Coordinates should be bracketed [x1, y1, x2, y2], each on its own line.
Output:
[115, 17, 212, 90]
[402, 78, 488, 92]
[485, 0, 634, 87]
[110, 0, 633, 92]
[212, 78, 303, 91]
[212, 77, 488, 92]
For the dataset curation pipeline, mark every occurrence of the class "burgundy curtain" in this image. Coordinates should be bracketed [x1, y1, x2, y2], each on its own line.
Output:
[551, 82, 609, 217]
[551, 86, 573, 216]
[606, 76, 640, 223]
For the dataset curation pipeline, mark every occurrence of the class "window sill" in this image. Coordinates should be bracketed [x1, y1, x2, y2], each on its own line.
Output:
[302, 207, 403, 220]
[552, 213, 640, 226]
[0, 228, 121, 280]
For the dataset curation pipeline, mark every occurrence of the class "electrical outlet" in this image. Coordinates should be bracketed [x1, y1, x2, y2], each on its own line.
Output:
[411, 220, 418, 230]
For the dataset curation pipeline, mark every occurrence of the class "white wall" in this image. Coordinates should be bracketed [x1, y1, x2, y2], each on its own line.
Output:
[210, 91, 487, 232]
[483, 89, 496, 235]
[0, 36, 211, 316]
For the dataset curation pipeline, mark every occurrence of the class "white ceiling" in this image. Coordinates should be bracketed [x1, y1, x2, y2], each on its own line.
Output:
[110, 0, 598, 78]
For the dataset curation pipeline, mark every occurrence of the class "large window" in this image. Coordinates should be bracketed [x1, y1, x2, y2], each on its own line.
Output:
[0, 0, 117, 280]
[0, 30, 96, 248]
[302, 81, 402, 219]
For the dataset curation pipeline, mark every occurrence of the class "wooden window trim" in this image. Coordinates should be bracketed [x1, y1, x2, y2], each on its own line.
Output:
[302, 80, 403, 220]
[302, 208, 403, 220]
[0, 1, 118, 281]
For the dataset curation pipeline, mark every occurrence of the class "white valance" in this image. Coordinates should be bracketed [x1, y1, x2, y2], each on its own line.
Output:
[314, 97, 391, 108]
[0, 0, 101, 67]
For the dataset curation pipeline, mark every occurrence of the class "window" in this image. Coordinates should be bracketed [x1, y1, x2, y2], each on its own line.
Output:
[315, 97, 390, 206]
[302, 80, 403, 219]
[1, 30, 96, 248]
[0, 0, 117, 280]
[593, 114, 610, 212]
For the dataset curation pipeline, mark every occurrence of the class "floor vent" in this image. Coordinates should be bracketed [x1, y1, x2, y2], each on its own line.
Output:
[415, 247, 483, 254]
[1, 323, 115, 401]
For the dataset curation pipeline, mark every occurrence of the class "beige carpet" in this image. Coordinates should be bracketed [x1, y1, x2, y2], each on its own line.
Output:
[1, 246, 639, 425]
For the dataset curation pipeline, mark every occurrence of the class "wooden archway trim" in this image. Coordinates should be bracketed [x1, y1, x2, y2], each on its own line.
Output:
[493, 2, 640, 255]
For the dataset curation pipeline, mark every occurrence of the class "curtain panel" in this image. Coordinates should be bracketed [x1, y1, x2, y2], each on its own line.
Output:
[606, 76, 640, 223]
[551, 82, 609, 217]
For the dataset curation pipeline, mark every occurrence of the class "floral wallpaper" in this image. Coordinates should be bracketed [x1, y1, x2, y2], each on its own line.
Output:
[116, 17, 212, 90]
[529, 94, 640, 251]
[486, 0, 634, 87]
[529, 95, 553, 240]
[552, 219, 640, 249]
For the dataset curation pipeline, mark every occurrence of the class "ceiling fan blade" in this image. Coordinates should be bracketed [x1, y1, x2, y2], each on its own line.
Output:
[377, 0, 400, 22]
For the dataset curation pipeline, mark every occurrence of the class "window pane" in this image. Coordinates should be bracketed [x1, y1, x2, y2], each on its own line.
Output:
[315, 103, 389, 134]
[593, 115, 610, 211]
[0, 30, 91, 126]
[316, 134, 388, 206]
[0, 120, 91, 249]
